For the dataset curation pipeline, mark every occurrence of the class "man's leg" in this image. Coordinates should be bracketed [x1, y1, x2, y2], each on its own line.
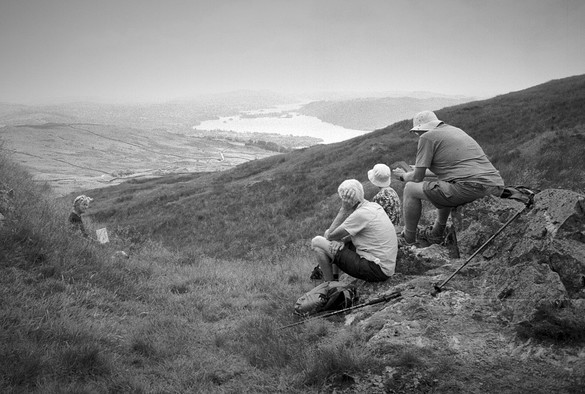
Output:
[432, 207, 451, 236]
[311, 236, 335, 281]
[402, 182, 428, 243]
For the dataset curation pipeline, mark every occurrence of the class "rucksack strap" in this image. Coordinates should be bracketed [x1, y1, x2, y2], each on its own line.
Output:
[500, 185, 538, 208]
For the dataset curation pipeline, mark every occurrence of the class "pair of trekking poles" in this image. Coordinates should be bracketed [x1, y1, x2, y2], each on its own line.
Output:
[280, 186, 536, 330]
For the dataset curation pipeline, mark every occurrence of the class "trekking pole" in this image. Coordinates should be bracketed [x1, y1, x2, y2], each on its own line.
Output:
[278, 290, 402, 330]
[431, 204, 530, 297]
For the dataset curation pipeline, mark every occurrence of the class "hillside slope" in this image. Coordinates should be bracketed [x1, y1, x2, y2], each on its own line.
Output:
[298, 95, 474, 130]
[2, 136, 583, 394]
[86, 74, 585, 259]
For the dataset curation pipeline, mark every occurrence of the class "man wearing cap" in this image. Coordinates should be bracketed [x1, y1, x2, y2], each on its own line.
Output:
[69, 195, 93, 237]
[311, 179, 397, 282]
[393, 110, 504, 246]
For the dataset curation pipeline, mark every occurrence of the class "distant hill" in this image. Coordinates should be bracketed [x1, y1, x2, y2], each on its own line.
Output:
[0, 90, 298, 131]
[86, 74, 585, 260]
[298, 95, 476, 130]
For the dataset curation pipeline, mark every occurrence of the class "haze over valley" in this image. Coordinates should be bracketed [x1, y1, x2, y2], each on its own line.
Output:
[0, 91, 476, 195]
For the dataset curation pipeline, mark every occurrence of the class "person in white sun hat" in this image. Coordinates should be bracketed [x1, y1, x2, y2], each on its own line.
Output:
[393, 110, 504, 246]
[368, 163, 401, 226]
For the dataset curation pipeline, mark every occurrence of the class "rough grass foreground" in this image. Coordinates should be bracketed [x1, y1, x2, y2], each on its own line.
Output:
[0, 149, 388, 393]
[0, 217, 374, 392]
[2, 148, 585, 393]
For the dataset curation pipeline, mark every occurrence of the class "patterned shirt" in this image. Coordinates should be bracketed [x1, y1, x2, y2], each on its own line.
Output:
[372, 187, 401, 226]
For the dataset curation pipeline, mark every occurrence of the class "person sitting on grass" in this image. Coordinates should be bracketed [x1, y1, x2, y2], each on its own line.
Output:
[393, 110, 504, 246]
[69, 194, 93, 237]
[311, 179, 397, 282]
[368, 163, 401, 226]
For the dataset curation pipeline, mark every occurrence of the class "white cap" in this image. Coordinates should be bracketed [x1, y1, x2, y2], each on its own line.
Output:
[410, 110, 442, 132]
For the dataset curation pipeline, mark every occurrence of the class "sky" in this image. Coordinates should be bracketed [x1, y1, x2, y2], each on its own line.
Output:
[0, 0, 584, 104]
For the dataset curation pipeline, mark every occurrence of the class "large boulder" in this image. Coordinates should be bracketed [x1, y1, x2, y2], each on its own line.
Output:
[452, 189, 585, 322]
[509, 189, 585, 296]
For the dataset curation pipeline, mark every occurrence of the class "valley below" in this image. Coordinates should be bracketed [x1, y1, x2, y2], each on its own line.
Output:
[0, 123, 283, 196]
[0, 91, 478, 196]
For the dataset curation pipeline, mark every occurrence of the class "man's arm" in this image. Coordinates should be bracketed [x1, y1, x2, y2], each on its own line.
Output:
[326, 205, 352, 237]
[327, 226, 351, 241]
[403, 167, 428, 182]
[393, 166, 430, 183]
[324, 190, 357, 239]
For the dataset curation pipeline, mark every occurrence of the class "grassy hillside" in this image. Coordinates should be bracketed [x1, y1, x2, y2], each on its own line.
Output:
[86, 74, 585, 260]
[0, 148, 364, 393]
[2, 75, 585, 392]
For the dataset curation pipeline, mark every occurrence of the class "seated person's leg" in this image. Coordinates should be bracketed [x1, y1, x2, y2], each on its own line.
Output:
[402, 182, 428, 242]
[311, 236, 335, 281]
[333, 248, 389, 282]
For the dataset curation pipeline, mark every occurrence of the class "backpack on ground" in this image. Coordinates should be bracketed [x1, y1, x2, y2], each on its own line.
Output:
[294, 281, 359, 316]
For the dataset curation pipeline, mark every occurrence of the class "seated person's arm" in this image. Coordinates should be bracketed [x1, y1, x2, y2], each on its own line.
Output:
[402, 167, 428, 183]
[327, 226, 351, 242]
[326, 206, 352, 236]
[325, 190, 357, 238]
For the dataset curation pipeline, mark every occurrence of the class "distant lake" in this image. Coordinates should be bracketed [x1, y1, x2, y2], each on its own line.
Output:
[193, 103, 368, 144]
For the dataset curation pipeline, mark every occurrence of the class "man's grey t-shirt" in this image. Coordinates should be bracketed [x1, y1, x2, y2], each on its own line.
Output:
[415, 124, 504, 186]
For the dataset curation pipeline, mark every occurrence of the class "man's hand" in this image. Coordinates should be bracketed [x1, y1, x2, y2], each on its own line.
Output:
[339, 187, 355, 202]
[339, 189, 357, 210]
[329, 241, 344, 256]
[393, 167, 406, 181]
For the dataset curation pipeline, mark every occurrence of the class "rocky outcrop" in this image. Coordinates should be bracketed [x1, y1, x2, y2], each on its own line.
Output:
[426, 188, 585, 323]
[319, 189, 583, 336]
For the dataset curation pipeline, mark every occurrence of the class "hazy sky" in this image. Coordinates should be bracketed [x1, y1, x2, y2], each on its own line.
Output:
[1, 0, 584, 104]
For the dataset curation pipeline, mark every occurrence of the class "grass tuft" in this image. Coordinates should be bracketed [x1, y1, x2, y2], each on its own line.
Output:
[1, 349, 44, 387]
[59, 344, 112, 381]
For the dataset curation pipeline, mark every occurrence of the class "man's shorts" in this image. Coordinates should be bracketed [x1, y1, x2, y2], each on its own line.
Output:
[423, 180, 503, 209]
[333, 246, 389, 282]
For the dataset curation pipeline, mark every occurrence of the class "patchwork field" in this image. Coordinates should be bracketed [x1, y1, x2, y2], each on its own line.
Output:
[0, 123, 276, 196]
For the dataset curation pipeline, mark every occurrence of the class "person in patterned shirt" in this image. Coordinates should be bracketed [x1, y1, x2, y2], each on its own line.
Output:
[368, 164, 401, 226]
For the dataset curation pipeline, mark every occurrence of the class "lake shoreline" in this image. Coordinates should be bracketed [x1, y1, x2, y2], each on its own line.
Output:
[193, 102, 369, 144]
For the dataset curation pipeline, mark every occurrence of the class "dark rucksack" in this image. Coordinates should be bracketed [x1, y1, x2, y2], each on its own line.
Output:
[500, 185, 537, 207]
[294, 281, 359, 316]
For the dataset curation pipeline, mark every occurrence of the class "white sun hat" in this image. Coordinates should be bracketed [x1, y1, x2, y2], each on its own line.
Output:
[410, 110, 443, 132]
[368, 164, 391, 188]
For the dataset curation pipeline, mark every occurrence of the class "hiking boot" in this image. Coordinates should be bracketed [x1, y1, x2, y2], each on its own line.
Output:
[397, 232, 416, 248]
[417, 226, 445, 245]
[310, 265, 324, 281]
